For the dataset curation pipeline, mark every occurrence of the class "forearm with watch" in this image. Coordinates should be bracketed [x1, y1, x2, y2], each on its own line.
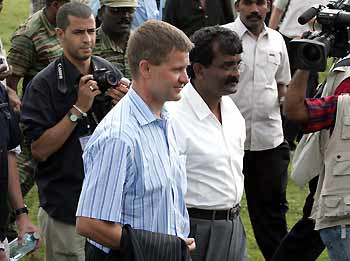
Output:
[31, 104, 87, 162]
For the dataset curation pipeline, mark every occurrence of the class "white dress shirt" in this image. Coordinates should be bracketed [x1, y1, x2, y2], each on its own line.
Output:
[274, 0, 329, 38]
[223, 18, 291, 151]
[168, 82, 246, 209]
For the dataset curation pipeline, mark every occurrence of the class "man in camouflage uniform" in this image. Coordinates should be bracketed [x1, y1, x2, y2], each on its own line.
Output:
[5, 0, 69, 241]
[93, 0, 137, 80]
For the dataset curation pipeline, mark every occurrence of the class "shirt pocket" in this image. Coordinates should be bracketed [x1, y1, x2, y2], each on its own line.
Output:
[142, 152, 171, 194]
[341, 116, 350, 139]
[263, 51, 281, 85]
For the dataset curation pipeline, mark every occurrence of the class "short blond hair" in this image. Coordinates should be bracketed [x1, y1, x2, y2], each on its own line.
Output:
[127, 20, 193, 79]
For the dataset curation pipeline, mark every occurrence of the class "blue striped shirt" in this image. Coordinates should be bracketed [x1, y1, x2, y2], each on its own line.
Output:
[76, 88, 189, 253]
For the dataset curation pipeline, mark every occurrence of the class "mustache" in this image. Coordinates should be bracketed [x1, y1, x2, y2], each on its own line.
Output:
[247, 13, 262, 20]
[225, 77, 239, 85]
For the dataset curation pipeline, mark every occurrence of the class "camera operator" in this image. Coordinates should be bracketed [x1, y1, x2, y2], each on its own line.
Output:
[285, 65, 350, 260]
[20, 3, 123, 261]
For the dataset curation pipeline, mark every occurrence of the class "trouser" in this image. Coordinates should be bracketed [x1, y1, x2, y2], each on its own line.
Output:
[320, 225, 350, 261]
[243, 141, 290, 261]
[38, 207, 85, 261]
[271, 176, 325, 261]
[188, 212, 248, 261]
[85, 242, 122, 261]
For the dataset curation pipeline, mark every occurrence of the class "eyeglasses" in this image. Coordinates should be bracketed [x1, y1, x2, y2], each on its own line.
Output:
[211, 62, 245, 73]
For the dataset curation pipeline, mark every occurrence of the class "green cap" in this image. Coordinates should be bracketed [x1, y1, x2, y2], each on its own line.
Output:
[100, 0, 138, 7]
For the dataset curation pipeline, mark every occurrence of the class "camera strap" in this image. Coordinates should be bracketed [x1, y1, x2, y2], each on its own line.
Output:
[56, 56, 68, 94]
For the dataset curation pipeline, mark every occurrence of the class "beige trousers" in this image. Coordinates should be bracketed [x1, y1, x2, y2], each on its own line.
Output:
[38, 207, 85, 261]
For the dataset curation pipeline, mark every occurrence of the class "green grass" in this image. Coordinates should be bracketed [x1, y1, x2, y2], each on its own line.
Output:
[1, 1, 329, 260]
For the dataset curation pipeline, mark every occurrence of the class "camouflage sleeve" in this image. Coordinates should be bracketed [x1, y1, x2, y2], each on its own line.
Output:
[7, 34, 35, 77]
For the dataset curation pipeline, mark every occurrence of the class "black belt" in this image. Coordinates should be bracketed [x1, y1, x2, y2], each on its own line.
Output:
[188, 205, 240, 220]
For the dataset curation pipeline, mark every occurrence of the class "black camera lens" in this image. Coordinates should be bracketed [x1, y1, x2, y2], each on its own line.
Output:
[303, 44, 321, 62]
[106, 71, 118, 86]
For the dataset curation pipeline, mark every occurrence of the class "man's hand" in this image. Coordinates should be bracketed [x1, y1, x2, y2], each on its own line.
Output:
[106, 85, 128, 105]
[16, 214, 40, 249]
[0, 250, 7, 261]
[7, 87, 21, 111]
[75, 75, 102, 113]
[0, 64, 11, 81]
[184, 237, 196, 251]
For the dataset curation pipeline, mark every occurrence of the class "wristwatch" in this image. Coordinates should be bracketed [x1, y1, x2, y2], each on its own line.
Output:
[15, 205, 29, 216]
[67, 111, 82, 123]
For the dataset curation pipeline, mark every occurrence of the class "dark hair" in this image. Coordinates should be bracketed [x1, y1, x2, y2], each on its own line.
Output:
[45, 0, 68, 7]
[127, 20, 193, 80]
[56, 2, 93, 30]
[188, 25, 242, 78]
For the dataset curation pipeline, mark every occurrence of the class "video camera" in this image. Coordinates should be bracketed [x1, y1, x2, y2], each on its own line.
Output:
[290, 0, 350, 71]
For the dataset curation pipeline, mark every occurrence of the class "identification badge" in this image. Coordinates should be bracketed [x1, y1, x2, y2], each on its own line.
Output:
[79, 135, 91, 151]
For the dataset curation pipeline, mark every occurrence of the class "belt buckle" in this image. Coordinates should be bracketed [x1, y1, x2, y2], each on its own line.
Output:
[230, 205, 240, 219]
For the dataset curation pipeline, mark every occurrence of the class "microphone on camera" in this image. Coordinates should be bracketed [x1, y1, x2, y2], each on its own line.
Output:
[298, 5, 320, 25]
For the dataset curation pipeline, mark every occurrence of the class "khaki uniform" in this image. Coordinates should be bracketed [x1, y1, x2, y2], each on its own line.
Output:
[7, 9, 63, 90]
[93, 27, 131, 79]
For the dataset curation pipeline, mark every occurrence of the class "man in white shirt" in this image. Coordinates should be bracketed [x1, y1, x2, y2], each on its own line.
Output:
[169, 25, 248, 261]
[223, 0, 291, 260]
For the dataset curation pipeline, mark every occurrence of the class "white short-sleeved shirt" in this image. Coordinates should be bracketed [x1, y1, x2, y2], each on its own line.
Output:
[168, 82, 246, 209]
[274, 0, 329, 38]
[223, 18, 291, 151]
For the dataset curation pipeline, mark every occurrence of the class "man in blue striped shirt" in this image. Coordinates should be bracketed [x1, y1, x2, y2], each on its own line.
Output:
[76, 20, 195, 259]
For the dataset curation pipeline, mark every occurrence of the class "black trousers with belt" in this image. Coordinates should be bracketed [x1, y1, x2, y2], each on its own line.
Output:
[243, 141, 290, 261]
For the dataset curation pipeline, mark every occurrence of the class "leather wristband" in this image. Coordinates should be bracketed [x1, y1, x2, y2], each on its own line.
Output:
[15, 205, 29, 216]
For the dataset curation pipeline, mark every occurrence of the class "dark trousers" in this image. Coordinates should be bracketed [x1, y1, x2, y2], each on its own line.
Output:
[85, 241, 121, 261]
[189, 216, 248, 261]
[271, 177, 325, 261]
[243, 141, 290, 261]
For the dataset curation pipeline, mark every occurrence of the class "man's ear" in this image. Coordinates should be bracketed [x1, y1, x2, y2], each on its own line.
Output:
[55, 28, 64, 43]
[234, 1, 240, 12]
[139, 60, 152, 79]
[50, 1, 60, 11]
[193, 63, 204, 80]
[97, 6, 105, 21]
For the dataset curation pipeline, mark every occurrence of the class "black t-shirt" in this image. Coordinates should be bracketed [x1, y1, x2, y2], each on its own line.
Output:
[0, 83, 21, 240]
[21, 55, 122, 224]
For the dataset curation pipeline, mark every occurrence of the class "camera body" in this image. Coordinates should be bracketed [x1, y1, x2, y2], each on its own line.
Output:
[92, 68, 121, 94]
[290, 0, 350, 71]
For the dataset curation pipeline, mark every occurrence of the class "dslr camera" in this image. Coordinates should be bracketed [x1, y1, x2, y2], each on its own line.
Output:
[92, 68, 122, 94]
[290, 0, 350, 71]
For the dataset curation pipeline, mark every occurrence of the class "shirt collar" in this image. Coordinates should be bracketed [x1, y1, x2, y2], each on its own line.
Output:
[62, 55, 84, 88]
[58, 55, 102, 94]
[183, 81, 215, 121]
[235, 16, 268, 39]
[97, 27, 125, 53]
[40, 9, 56, 37]
[128, 87, 169, 126]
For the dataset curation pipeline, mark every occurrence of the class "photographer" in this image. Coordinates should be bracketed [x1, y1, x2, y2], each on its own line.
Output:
[20, 3, 123, 261]
[285, 65, 350, 260]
